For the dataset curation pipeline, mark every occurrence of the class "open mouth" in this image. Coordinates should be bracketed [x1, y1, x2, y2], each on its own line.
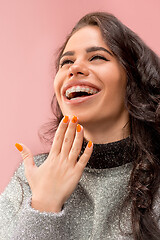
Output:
[65, 85, 99, 100]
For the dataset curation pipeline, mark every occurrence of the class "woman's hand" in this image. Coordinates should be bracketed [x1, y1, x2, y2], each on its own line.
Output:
[15, 116, 93, 213]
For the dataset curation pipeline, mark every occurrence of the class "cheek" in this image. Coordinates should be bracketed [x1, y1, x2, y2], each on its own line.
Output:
[100, 66, 127, 103]
[100, 67, 126, 90]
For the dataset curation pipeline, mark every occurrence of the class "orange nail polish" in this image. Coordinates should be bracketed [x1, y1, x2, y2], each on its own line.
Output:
[76, 124, 81, 132]
[15, 143, 23, 152]
[63, 116, 69, 123]
[72, 116, 77, 123]
[87, 141, 92, 148]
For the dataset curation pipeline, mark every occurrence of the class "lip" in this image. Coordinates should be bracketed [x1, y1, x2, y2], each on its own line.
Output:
[62, 80, 101, 97]
[62, 90, 101, 105]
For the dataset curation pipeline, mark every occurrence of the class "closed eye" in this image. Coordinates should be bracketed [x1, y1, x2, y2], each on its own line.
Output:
[90, 55, 109, 61]
[60, 59, 74, 67]
[60, 55, 108, 68]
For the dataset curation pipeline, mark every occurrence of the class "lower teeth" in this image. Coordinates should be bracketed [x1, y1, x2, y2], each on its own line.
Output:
[70, 97, 83, 100]
[70, 95, 94, 100]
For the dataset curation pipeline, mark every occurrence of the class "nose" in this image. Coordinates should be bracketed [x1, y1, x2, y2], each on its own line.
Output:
[68, 62, 89, 78]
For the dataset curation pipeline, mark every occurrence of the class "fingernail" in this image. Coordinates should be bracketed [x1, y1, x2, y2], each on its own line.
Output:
[76, 124, 81, 132]
[15, 143, 23, 152]
[87, 141, 92, 148]
[71, 116, 77, 123]
[63, 115, 69, 123]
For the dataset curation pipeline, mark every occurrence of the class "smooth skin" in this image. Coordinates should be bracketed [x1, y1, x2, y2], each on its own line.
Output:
[16, 116, 93, 213]
[54, 25, 130, 144]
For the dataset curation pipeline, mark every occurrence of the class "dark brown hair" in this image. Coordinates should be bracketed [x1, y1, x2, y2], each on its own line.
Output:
[38, 12, 160, 239]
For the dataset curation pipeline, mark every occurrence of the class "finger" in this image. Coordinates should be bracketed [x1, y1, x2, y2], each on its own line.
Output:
[49, 115, 69, 157]
[68, 124, 84, 166]
[75, 141, 93, 171]
[15, 143, 36, 173]
[60, 116, 78, 158]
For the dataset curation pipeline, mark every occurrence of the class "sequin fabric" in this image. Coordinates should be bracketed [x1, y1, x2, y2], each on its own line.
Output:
[0, 137, 159, 240]
[80, 136, 134, 169]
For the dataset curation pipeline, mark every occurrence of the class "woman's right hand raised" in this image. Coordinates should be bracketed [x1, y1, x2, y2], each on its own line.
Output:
[15, 116, 93, 213]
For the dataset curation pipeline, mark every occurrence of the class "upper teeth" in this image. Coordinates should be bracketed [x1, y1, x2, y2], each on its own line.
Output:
[65, 86, 98, 98]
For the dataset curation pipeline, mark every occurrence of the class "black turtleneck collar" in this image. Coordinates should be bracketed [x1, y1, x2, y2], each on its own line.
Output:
[79, 136, 134, 169]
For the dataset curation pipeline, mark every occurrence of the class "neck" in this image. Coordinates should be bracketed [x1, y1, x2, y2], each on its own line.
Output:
[83, 119, 130, 144]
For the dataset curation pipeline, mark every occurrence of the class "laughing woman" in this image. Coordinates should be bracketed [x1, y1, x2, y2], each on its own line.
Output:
[0, 12, 160, 240]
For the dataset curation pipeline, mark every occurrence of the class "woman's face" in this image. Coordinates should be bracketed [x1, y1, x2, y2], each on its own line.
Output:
[54, 25, 129, 127]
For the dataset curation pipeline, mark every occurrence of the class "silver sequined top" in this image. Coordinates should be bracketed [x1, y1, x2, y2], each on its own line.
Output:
[0, 138, 159, 240]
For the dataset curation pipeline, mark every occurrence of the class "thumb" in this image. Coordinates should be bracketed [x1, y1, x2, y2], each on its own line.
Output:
[15, 143, 36, 170]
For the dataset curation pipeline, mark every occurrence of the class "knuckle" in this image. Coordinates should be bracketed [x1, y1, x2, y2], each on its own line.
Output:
[81, 151, 90, 163]
[71, 146, 79, 155]
[77, 159, 86, 170]
[82, 152, 88, 159]
[64, 137, 71, 144]
[47, 154, 56, 162]
[22, 152, 31, 160]
[55, 134, 60, 142]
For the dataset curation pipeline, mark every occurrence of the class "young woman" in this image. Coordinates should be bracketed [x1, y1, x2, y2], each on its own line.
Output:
[0, 12, 160, 240]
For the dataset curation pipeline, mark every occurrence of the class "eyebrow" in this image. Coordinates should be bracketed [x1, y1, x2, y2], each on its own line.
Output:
[60, 46, 113, 60]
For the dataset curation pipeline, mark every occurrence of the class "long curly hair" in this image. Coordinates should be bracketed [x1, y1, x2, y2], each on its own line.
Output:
[37, 12, 160, 239]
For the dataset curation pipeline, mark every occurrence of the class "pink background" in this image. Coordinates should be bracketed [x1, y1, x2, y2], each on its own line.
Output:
[0, 0, 160, 193]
